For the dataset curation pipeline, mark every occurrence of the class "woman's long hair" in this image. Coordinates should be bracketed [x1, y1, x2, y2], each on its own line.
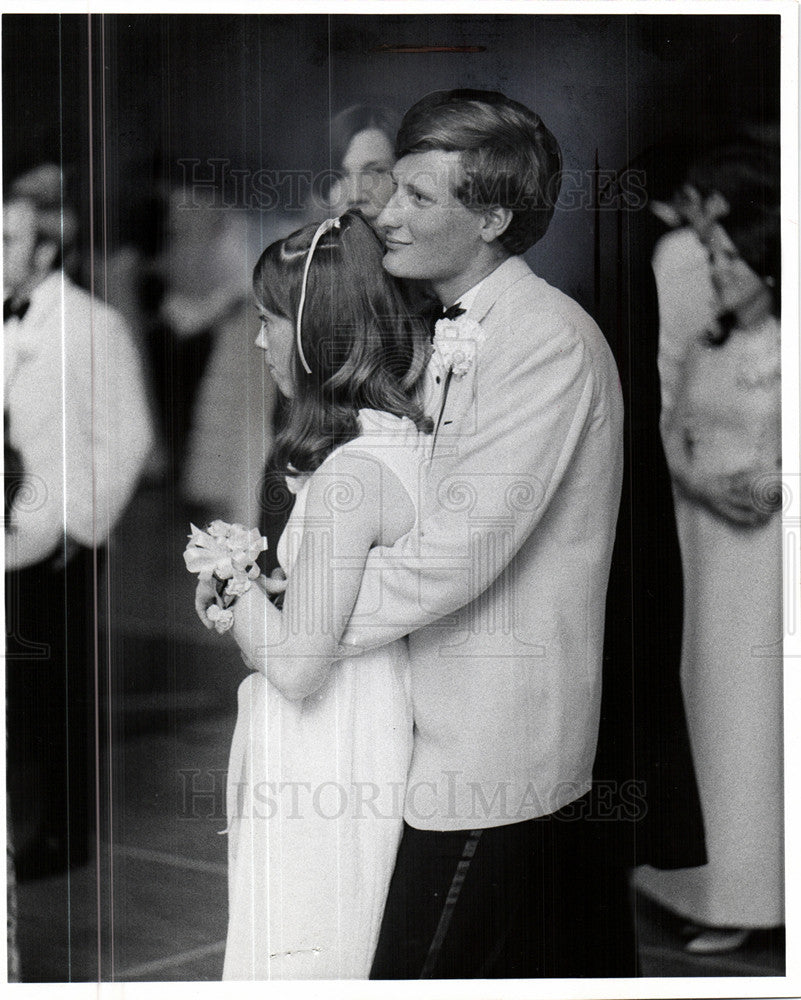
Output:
[253, 210, 432, 478]
[642, 123, 780, 315]
[686, 124, 780, 314]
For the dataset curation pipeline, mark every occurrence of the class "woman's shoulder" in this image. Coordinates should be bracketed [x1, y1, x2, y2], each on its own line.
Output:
[288, 410, 423, 491]
[310, 409, 424, 502]
[304, 430, 414, 530]
[323, 409, 424, 459]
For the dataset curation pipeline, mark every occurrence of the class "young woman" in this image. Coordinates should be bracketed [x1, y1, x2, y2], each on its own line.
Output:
[195, 210, 432, 979]
[635, 129, 783, 955]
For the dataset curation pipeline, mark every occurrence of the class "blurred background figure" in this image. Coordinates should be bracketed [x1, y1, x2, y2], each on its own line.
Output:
[86, 161, 280, 527]
[324, 103, 400, 223]
[88, 166, 164, 478]
[635, 127, 783, 955]
[160, 181, 277, 526]
[4, 163, 154, 880]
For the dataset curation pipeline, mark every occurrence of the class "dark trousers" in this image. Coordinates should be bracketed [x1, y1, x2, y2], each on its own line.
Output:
[370, 792, 637, 979]
[5, 547, 97, 870]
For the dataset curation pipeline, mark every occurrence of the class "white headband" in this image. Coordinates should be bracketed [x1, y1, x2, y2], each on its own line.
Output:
[296, 216, 342, 375]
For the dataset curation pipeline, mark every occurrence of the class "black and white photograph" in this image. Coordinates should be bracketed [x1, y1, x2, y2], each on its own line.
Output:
[2, 4, 797, 992]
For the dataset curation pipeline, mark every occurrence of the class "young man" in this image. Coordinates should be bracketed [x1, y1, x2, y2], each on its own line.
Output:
[336, 90, 628, 977]
[4, 166, 153, 881]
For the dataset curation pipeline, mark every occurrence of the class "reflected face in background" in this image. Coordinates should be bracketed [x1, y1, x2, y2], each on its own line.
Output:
[255, 309, 296, 398]
[377, 150, 486, 289]
[328, 128, 396, 222]
[3, 199, 38, 298]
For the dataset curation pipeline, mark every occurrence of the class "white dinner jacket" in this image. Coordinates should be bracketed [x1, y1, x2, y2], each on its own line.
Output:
[340, 255, 624, 830]
[4, 272, 154, 568]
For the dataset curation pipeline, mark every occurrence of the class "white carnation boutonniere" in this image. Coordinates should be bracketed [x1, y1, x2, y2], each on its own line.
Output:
[431, 314, 486, 380]
[183, 520, 268, 634]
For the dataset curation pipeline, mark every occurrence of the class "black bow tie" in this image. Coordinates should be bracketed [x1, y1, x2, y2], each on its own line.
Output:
[441, 302, 465, 320]
[4, 299, 30, 323]
[427, 301, 465, 342]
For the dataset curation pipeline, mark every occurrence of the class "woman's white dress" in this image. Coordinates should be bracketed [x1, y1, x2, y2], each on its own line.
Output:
[223, 409, 422, 979]
[635, 230, 784, 928]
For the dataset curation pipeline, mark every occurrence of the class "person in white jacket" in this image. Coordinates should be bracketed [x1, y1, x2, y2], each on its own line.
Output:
[4, 165, 153, 881]
[334, 89, 627, 978]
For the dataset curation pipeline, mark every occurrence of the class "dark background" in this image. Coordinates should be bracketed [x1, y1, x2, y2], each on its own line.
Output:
[2, 13, 780, 318]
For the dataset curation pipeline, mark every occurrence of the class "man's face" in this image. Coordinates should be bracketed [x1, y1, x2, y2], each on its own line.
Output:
[3, 199, 38, 300]
[377, 150, 486, 286]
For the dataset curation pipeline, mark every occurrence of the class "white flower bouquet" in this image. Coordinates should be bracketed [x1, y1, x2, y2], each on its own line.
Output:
[183, 520, 268, 633]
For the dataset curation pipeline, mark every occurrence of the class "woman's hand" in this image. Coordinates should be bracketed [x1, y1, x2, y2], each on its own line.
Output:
[263, 567, 288, 607]
[195, 570, 285, 630]
[194, 576, 219, 629]
[674, 468, 780, 527]
[240, 649, 259, 672]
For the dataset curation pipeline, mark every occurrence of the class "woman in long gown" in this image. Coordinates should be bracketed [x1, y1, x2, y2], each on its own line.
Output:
[194, 210, 432, 979]
[635, 131, 784, 954]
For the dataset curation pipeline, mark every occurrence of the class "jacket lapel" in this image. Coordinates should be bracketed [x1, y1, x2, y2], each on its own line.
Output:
[466, 254, 532, 327]
[428, 256, 532, 457]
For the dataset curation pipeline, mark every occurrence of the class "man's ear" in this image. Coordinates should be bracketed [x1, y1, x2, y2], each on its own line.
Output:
[33, 240, 58, 276]
[479, 206, 513, 244]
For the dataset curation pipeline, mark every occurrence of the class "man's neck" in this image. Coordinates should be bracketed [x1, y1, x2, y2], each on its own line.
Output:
[433, 247, 511, 308]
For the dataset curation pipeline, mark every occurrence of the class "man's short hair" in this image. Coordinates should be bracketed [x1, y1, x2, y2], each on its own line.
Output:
[396, 89, 562, 254]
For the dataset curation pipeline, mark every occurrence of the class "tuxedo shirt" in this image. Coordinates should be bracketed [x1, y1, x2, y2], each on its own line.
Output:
[4, 271, 153, 568]
[340, 256, 624, 830]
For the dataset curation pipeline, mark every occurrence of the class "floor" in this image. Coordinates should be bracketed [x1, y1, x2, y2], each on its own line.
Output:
[10, 480, 787, 983]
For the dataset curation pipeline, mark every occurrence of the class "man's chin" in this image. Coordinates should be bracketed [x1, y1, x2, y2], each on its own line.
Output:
[381, 249, 416, 278]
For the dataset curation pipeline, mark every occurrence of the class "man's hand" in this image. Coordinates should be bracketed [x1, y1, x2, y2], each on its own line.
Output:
[194, 576, 219, 629]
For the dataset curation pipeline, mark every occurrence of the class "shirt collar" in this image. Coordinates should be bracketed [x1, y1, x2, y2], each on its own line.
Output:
[445, 271, 492, 317]
[443, 255, 526, 318]
[4, 271, 64, 361]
